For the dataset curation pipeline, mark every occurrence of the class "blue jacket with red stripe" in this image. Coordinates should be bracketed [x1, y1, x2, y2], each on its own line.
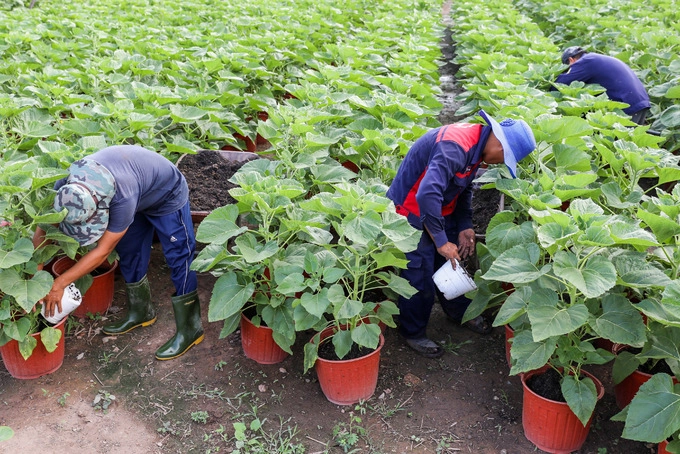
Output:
[386, 123, 489, 249]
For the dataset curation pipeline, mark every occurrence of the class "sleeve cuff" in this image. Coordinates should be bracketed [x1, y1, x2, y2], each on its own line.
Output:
[433, 231, 448, 249]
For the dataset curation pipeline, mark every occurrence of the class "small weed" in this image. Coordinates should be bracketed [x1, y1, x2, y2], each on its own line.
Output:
[229, 407, 304, 454]
[440, 336, 473, 355]
[598, 449, 608, 454]
[86, 312, 103, 321]
[98, 351, 114, 366]
[435, 435, 460, 453]
[65, 317, 82, 336]
[57, 392, 70, 407]
[214, 360, 227, 371]
[368, 395, 409, 419]
[92, 390, 115, 413]
[41, 388, 49, 398]
[191, 410, 209, 424]
[332, 404, 368, 453]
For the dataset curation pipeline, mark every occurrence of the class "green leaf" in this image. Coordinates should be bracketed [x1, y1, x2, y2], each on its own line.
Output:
[351, 322, 381, 350]
[553, 252, 617, 298]
[18, 335, 37, 361]
[562, 374, 598, 425]
[527, 288, 589, 342]
[622, 374, 680, 443]
[483, 243, 550, 284]
[169, 105, 207, 123]
[0, 270, 53, 313]
[0, 238, 34, 268]
[332, 328, 353, 359]
[195, 205, 246, 244]
[235, 237, 278, 263]
[593, 294, 646, 347]
[207, 273, 253, 322]
[39, 326, 62, 353]
[299, 290, 330, 319]
[509, 329, 555, 375]
[0, 426, 14, 442]
[343, 211, 381, 246]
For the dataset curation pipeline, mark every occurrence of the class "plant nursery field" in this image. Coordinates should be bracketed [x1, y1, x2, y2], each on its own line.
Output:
[1, 0, 679, 452]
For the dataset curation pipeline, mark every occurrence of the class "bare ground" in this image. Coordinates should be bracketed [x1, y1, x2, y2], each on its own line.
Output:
[0, 244, 657, 454]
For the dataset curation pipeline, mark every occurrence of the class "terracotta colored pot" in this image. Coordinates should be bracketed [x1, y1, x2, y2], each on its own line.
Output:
[614, 366, 678, 410]
[0, 316, 67, 379]
[340, 160, 360, 173]
[505, 325, 514, 368]
[51, 257, 118, 317]
[613, 345, 678, 410]
[240, 313, 289, 365]
[521, 368, 604, 454]
[232, 133, 257, 152]
[314, 327, 384, 406]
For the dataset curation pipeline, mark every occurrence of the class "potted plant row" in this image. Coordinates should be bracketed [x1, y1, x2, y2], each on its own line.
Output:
[0, 155, 72, 379]
[192, 158, 420, 405]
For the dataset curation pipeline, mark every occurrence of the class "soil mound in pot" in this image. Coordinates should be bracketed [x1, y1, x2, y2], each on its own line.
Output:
[177, 149, 254, 211]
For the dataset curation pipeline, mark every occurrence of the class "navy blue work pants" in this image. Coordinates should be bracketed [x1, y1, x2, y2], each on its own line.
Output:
[398, 218, 471, 339]
[115, 201, 198, 296]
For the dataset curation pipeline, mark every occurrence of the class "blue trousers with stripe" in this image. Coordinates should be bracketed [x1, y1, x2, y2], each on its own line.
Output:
[115, 201, 197, 296]
[398, 216, 471, 339]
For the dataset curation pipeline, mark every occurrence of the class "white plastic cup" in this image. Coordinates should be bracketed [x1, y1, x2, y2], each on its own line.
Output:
[41, 283, 82, 325]
[433, 260, 477, 300]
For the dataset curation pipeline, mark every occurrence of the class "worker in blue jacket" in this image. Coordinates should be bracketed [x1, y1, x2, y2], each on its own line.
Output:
[556, 47, 651, 125]
[387, 110, 536, 358]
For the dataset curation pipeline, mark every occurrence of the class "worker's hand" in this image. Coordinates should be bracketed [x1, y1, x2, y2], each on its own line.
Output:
[457, 229, 476, 259]
[437, 242, 461, 267]
[41, 283, 66, 318]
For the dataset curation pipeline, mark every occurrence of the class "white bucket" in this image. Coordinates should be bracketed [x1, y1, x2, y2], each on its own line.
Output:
[41, 283, 82, 325]
[433, 260, 477, 300]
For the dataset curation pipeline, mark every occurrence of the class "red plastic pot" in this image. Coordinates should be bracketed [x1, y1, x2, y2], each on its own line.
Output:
[51, 257, 118, 317]
[614, 366, 678, 410]
[659, 440, 670, 454]
[505, 325, 514, 368]
[612, 345, 678, 409]
[0, 316, 67, 379]
[232, 133, 257, 152]
[240, 313, 289, 365]
[314, 327, 384, 406]
[521, 368, 604, 454]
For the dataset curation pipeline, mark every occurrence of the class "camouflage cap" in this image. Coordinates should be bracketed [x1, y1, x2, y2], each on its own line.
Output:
[54, 159, 116, 246]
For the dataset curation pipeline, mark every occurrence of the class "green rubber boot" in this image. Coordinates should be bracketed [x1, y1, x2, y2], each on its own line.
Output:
[102, 275, 157, 335]
[155, 290, 204, 360]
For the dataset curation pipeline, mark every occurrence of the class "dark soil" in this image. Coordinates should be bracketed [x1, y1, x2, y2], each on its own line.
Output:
[472, 187, 502, 236]
[526, 367, 566, 402]
[177, 149, 252, 211]
[317, 337, 375, 361]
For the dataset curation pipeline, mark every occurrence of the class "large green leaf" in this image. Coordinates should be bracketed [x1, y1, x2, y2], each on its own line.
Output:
[195, 205, 246, 244]
[482, 243, 550, 284]
[622, 374, 680, 443]
[614, 255, 672, 288]
[0, 270, 53, 313]
[509, 329, 555, 375]
[0, 238, 34, 268]
[562, 374, 598, 425]
[593, 294, 646, 347]
[527, 288, 589, 342]
[207, 273, 253, 322]
[553, 252, 616, 298]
